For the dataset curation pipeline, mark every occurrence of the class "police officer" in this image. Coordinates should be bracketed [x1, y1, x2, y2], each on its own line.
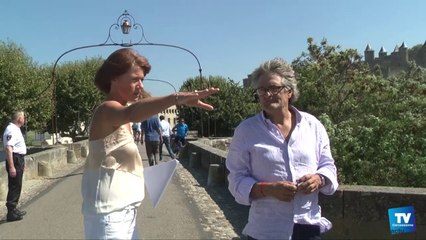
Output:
[3, 111, 27, 222]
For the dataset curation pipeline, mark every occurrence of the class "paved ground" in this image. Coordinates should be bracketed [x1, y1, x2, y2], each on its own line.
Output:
[0, 142, 248, 239]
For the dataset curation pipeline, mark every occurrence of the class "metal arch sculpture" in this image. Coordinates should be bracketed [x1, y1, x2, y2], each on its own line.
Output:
[48, 10, 205, 143]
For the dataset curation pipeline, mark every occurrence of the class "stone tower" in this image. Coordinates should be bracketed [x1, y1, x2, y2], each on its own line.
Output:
[362, 41, 424, 77]
[364, 44, 374, 63]
[398, 41, 409, 64]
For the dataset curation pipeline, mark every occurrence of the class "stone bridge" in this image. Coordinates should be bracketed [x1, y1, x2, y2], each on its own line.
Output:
[183, 138, 426, 239]
[0, 138, 425, 239]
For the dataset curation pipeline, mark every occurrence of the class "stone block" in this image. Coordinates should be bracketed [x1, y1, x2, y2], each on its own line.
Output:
[38, 161, 52, 177]
[24, 156, 37, 180]
[81, 145, 88, 158]
[207, 163, 223, 187]
[189, 152, 200, 168]
[67, 150, 77, 163]
[0, 172, 7, 201]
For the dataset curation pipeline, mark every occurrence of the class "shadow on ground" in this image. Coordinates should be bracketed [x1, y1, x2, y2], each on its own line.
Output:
[178, 157, 249, 237]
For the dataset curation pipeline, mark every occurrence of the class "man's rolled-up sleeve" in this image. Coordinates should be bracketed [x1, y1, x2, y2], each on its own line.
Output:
[226, 126, 257, 206]
[316, 124, 339, 195]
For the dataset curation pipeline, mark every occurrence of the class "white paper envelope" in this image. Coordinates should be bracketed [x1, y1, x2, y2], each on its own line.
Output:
[144, 159, 179, 208]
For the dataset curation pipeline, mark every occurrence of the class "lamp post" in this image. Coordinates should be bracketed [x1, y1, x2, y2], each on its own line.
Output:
[49, 10, 203, 144]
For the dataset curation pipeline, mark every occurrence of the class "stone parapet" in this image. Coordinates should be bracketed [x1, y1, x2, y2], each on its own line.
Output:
[0, 140, 88, 201]
[185, 139, 426, 239]
[321, 185, 426, 239]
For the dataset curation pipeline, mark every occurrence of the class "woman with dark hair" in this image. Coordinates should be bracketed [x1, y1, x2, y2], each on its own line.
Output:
[81, 48, 219, 239]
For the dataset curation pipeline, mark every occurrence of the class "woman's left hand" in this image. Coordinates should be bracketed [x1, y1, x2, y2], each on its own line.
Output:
[177, 87, 220, 111]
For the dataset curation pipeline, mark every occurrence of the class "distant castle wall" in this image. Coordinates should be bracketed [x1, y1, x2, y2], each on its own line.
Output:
[364, 41, 426, 77]
[242, 74, 252, 88]
[242, 41, 426, 86]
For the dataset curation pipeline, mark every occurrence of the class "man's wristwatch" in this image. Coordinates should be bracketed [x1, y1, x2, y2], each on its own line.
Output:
[318, 174, 326, 188]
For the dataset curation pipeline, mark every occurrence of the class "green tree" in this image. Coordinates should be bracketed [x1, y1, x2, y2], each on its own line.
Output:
[408, 43, 426, 67]
[178, 76, 259, 137]
[54, 57, 104, 138]
[0, 41, 52, 133]
[293, 38, 426, 187]
[292, 38, 377, 124]
[25, 64, 54, 132]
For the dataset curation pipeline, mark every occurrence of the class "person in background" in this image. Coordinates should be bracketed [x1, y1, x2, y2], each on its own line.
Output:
[132, 122, 141, 144]
[141, 114, 162, 166]
[172, 117, 189, 149]
[81, 47, 219, 240]
[3, 111, 27, 222]
[226, 58, 338, 240]
[159, 115, 175, 160]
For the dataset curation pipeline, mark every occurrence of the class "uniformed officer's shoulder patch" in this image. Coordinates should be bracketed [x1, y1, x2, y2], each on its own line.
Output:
[6, 135, 12, 141]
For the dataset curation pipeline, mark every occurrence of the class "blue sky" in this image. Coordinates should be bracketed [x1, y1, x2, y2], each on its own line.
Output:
[1, 0, 425, 96]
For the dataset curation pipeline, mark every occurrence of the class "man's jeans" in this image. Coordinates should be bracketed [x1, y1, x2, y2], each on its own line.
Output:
[145, 141, 160, 166]
[160, 136, 175, 160]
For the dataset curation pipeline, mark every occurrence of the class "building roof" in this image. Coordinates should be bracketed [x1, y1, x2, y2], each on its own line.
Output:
[365, 44, 372, 51]
[393, 45, 399, 52]
[400, 41, 408, 49]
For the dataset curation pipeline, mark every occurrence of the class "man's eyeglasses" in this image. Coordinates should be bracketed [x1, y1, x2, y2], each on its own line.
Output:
[255, 86, 287, 96]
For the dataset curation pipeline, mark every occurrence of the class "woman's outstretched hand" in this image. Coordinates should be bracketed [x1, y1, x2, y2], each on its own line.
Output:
[176, 87, 220, 111]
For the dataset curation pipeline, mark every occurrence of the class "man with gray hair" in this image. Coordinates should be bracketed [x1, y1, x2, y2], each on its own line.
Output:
[226, 58, 338, 239]
[3, 111, 27, 222]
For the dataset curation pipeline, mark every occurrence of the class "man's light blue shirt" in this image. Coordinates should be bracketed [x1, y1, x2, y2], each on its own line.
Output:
[141, 116, 161, 142]
[226, 106, 338, 239]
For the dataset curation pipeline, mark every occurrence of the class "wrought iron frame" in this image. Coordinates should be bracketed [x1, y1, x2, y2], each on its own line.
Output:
[48, 10, 205, 143]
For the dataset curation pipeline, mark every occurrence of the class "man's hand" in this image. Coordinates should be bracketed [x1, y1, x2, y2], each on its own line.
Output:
[296, 174, 323, 194]
[5, 146, 17, 177]
[256, 181, 298, 202]
[8, 166, 17, 178]
[272, 181, 298, 202]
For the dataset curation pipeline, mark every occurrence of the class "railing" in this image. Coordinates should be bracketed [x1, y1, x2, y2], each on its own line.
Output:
[0, 141, 88, 200]
[2, 138, 424, 239]
[182, 138, 426, 239]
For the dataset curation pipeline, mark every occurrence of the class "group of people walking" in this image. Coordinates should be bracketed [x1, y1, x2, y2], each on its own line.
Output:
[131, 115, 189, 166]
